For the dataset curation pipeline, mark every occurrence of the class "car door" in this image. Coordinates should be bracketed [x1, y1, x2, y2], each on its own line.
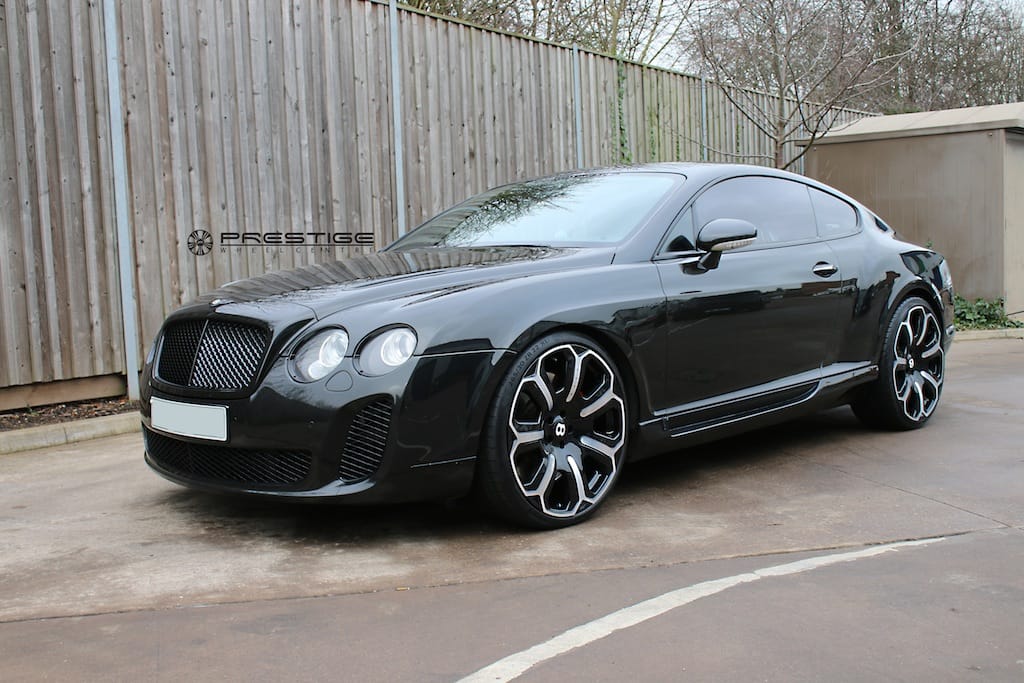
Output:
[652, 175, 845, 422]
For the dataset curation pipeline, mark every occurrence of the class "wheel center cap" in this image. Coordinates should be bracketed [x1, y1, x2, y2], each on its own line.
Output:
[549, 416, 569, 446]
[908, 357, 916, 370]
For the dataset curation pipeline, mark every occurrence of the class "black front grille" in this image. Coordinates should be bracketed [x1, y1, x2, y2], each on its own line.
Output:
[338, 398, 393, 483]
[157, 320, 204, 385]
[144, 427, 311, 487]
[157, 320, 269, 391]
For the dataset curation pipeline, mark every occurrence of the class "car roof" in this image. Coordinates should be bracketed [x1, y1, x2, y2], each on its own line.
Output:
[601, 162, 868, 209]
[570, 161, 810, 185]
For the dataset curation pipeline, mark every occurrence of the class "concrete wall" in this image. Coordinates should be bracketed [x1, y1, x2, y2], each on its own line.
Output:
[1005, 132, 1024, 319]
[804, 131, 1006, 304]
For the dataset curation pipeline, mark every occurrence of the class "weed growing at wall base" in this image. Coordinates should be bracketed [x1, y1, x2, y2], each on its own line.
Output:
[954, 295, 1023, 329]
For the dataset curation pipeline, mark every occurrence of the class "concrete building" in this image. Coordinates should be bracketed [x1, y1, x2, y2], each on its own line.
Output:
[802, 103, 1024, 320]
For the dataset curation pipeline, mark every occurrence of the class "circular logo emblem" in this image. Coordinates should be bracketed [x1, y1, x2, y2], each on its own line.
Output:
[187, 230, 214, 256]
[554, 423, 567, 438]
[908, 357, 915, 370]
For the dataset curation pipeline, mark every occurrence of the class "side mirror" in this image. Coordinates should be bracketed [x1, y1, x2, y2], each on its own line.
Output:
[697, 218, 758, 252]
[694, 218, 758, 270]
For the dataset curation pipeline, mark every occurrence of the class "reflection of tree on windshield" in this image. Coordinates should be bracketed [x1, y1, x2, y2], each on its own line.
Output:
[434, 176, 586, 246]
[388, 171, 678, 249]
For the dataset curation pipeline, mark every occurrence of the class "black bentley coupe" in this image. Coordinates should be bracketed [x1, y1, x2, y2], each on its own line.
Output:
[141, 163, 954, 528]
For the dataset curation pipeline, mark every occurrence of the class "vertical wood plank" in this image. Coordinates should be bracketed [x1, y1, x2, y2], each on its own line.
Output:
[0, 0, 869, 391]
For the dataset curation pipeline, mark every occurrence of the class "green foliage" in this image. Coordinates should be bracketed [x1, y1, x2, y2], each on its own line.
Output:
[954, 295, 1023, 330]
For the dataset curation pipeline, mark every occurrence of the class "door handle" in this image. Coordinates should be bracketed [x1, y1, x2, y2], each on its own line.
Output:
[812, 261, 838, 278]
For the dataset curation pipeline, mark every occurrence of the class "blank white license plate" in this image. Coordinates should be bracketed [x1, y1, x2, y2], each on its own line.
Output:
[151, 397, 228, 442]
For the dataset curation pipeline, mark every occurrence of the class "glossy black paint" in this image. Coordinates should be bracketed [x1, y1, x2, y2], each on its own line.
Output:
[141, 163, 955, 503]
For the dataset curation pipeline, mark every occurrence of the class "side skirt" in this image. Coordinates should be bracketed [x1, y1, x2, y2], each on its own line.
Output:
[632, 362, 877, 460]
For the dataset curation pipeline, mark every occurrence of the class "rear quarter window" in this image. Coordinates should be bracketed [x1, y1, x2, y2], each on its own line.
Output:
[809, 187, 859, 238]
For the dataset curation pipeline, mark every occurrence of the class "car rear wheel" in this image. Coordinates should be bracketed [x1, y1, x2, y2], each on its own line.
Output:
[477, 332, 628, 529]
[853, 296, 945, 430]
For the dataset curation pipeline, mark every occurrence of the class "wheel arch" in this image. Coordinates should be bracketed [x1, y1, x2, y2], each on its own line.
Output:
[873, 279, 946, 361]
[552, 324, 643, 429]
[471, 323, 639, 527]
[462, 318, 652, 475]
[852, 281, 947, 429]
[507, 323, 647, 436]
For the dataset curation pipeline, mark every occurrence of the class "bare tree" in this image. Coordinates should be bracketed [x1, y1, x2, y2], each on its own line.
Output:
[689, 0, 905, 168]
[407, 0, 694, 63]
[411, 0, 1023, 165]
[867, 0, 1024, 112]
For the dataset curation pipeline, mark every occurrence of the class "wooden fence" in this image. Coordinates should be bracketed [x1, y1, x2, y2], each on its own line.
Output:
[0, 1, 126, 397]
[0, 0, 868, 402]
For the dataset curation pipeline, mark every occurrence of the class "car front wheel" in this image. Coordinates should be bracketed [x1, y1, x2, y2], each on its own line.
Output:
[477, 332, 628, 529]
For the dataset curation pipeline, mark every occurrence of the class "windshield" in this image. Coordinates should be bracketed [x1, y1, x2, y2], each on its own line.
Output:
[387, 172, 680, 250]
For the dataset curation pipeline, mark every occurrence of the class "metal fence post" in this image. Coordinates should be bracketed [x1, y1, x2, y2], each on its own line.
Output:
[700, 75, 709, 162]
[389, 0, 407, 236]
[102, 0, 140, 400]
[571, 45, 584, 168]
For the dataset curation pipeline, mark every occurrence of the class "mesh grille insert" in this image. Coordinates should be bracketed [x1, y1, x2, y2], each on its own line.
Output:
[144, 427, 311, 487]
[156, 320, 269, 391]
[339, 398, 393, 483]
[157, 320, 204, 385]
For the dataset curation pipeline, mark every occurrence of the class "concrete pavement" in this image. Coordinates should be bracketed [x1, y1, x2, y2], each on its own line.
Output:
[0, 339, 1021, 680]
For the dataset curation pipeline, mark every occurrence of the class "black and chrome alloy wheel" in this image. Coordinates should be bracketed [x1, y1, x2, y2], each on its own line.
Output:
[478, 333, 628, 528]
[891, 303, 944, 421]
[853, 296, 945, 430]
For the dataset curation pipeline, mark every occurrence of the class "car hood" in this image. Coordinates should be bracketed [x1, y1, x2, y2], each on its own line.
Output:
[192, 246, 615, 320]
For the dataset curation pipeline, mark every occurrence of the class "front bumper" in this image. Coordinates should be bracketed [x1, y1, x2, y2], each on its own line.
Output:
[141, 348, 512, 503]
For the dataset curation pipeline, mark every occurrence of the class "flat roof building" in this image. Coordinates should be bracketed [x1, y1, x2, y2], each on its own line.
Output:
[802, 103, 1024, 320]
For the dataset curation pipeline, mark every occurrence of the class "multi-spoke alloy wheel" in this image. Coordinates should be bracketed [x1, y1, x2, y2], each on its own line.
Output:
[478, 333, 628, 528]
[853, 297, 946, 430]
[891, 304, 944, 421]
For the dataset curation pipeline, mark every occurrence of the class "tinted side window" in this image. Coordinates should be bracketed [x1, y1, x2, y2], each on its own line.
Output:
[693, 177, 817, 246]
[809, 187, 858, 237]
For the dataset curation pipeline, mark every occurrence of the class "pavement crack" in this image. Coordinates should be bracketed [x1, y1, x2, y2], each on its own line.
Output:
[821, 455, 1014, 529]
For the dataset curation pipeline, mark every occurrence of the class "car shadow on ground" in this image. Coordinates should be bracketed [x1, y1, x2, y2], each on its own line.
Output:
[150, 406, 870, 544]
[619, 405, 864, 489]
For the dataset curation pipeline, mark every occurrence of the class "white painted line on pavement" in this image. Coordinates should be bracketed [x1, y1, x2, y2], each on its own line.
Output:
[459, 537, 945, 683]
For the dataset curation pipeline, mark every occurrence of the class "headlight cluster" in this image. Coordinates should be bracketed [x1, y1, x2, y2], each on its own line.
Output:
[358, 327, 417, 376]
[291, 326, 418, 382]
[293, 329, 350, 382]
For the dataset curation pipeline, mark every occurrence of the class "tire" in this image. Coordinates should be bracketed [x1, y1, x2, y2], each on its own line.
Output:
[476, 332, 629, 529]
[852, 296, 945, 430]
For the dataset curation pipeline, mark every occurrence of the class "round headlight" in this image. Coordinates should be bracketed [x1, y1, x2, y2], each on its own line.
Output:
[358, 327, 417, 376]
[293, 328, 349, 382]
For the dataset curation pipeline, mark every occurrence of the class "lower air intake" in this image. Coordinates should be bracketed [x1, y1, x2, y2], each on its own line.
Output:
[338, 398, 393, 484]
[144, 427, 311, 487]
